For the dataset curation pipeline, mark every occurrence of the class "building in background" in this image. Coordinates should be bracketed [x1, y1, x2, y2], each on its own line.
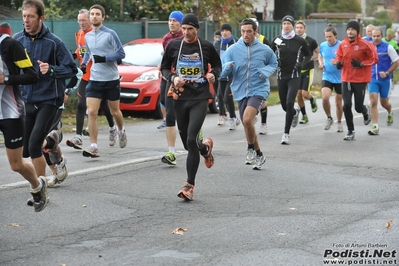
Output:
[252, 0, 275, 21]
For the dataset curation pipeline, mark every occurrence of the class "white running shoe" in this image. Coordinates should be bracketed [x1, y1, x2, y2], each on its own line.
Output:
[119, 130, 127, 148]
[217, 115, 228, 126]
[337, 122, 343, 132]
[245, 149, 256, 165]
[253, 154, 266, 170]
[324, 117, 334, 130]
[109, 128, 117, 146]
[281, 133, 290, 145]
[259, 123, 267, 135]
[228, 117, 240, 130]
[291, 107, 300, 128]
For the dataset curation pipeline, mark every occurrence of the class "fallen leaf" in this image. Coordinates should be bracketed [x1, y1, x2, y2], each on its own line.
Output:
[289, 208, 297, 210]
[386, 220, 393, 229]
[6, 223, 20, 227]
[278, 232, 286, 236]
[82, 205, 87, 208]
[172, 228, 188, 235]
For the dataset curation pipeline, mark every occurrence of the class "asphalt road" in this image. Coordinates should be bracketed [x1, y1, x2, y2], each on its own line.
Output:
[1, 87, 398, 266]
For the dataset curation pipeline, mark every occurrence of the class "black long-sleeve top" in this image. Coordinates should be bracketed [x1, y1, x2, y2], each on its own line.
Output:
[161, 37, 221, 100]
[270, 35, 311, 79]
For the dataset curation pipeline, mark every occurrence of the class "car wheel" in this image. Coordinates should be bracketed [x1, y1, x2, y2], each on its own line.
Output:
[151, 96, 163, 119]
[208, 92, 219, 114]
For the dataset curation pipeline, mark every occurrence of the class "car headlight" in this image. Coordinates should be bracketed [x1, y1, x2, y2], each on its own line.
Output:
[134, 70, 160, 82]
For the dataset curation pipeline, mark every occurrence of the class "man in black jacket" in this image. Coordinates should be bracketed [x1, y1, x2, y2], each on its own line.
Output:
[161, 13, 221, 201]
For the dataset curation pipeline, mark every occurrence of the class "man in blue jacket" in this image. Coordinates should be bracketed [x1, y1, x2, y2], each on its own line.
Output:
[220, 18, 278, 170]
[14, 0, 77, 180]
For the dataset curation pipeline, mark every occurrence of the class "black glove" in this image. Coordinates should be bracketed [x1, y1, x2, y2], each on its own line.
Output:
[336, 62, 343, 70]
[93, 55, 106, 63]
[80, 64, 87, 74]
[72, 52, 77, 60]
[351, 59, 363, 68]
[294, 62, 302, 72]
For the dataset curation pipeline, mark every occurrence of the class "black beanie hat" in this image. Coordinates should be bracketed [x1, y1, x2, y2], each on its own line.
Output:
[214, 30, 221, 36]
[181, 13, 199, 29]
[220, 23, 232, 32]
[282, 15, 295, 27]
[346, 20, 360, 34]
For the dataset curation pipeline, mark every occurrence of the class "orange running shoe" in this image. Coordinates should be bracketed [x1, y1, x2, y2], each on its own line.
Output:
[202, 138, 214, 168]
[177, 181, 194, 201]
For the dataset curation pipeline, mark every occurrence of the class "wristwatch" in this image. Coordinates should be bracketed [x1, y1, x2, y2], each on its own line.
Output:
[385, 71, 390, 76]
[4, 75, 9, 84]
[64, 88, 71, 95]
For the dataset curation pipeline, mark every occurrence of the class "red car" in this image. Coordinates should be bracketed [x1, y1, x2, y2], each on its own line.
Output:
[118, 38, 218, 118]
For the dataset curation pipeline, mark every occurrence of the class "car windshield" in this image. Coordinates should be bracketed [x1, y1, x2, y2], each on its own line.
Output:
[122, 43, 163, 67]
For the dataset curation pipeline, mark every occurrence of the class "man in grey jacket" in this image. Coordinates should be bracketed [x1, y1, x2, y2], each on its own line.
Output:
[81, 4, 126, 158]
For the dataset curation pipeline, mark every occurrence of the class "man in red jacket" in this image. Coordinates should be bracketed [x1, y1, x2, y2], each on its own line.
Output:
[335, 20, 378, 141]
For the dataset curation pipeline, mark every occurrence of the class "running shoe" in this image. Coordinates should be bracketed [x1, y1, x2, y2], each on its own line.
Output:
[228, 117, 240, 130]
[245, 149, 256, 165]
[83, 146, 100, 158]
[55, 156, 68, 183]
[337, 122, 343, 133]
[202, 138, 214, 168]
[363, 105, 371, 125]
[368, 125, 379, 135]
[324, 117, 334, 130]
[217, 115, 228, 126]
[46, 130, 61, 165]
[177, 181, 194, 201]
[161, 151, 177, 166]
[157, 120, 166, 129]
[119, 130, 127, 148]
[387, 113, 393, 126]
[299, 114, 309, 124]
[259, 123, 267, 135]
[343, 131, 355, 141]
[281, 133, 290, 145]
[253, 154, 266, 170]
[291, 107, 300, 128]
[28, 177, 49, 212]
[47, 173, 59, 188]
[109, 128, 117, 146]
[66, 136, 83, 150]
[311, 98, 318, 113]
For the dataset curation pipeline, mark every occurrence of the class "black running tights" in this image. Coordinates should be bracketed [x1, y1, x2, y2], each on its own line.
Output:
[278, 77, 300, 134]
[174, 99, 208, 185]
[342, 82, 367, 132]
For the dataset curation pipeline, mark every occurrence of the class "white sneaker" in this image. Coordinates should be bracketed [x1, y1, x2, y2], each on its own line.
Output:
[109, 128, 117, 146]
[337, 122, 343, 132]
[47, 173, 59, 188]
[291, 107, 300, 128]
[259, 123, 267, 135]
[119, 130, 127, 148]
[245, 149, 256, 165]
[324, 117, 334, 130]
[55, 156, 68, 183]
[281, 133, 290, 145]
[253, 154, 266, 170]
[229, 118, 240, 130]
[217, 115, 228, 126]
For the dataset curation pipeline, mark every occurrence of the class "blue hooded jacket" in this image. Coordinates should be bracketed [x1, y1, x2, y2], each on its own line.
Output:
[14, 24, 77, 107]
[220, 37, 277, 101]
